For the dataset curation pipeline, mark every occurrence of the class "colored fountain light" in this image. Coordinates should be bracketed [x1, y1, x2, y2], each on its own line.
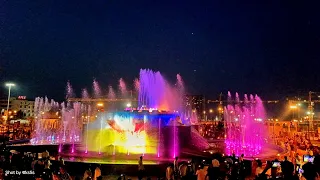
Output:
[32, 69, 209, 159]
[224, 92, 266, 157]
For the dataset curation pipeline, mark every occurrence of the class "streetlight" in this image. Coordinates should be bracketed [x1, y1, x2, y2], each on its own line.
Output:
[5, 83, 15, 124]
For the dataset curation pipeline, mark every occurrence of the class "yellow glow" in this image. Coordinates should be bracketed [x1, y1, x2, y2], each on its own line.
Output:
[84, 128, 157, 155]
[209, 109, 213, 113]
[97, 103, 104, 107]
[290, 105, 297, 109]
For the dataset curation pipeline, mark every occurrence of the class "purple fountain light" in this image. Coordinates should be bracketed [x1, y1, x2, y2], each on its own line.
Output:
[138, 69, 184, 112]
[224, 92, 266, 157]
[138, 69, 186, 158]
[33, 69, 209, 159]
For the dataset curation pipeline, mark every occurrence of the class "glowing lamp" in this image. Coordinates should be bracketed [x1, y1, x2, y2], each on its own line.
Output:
[5, 83, 15, 87]
[290, 105, 297, 109]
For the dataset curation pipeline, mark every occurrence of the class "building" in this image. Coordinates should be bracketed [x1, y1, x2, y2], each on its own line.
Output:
[0, 96, 35, 119]
[185, 95, 205, 120]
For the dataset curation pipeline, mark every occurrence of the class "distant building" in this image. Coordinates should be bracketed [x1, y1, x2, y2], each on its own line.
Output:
[185, 95, 205, 120]
[0, 96, 35, 119]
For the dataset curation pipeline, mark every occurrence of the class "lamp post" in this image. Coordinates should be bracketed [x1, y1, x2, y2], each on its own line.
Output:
[5, 83, 15, 125]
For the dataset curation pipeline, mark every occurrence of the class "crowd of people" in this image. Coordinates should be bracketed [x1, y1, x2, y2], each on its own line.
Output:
[162, 153, 320, 180]
[1, 145, 320, 180]
[0, 146, 103, 180]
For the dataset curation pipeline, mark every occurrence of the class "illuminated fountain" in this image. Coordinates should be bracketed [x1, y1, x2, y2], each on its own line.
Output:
[33, 97, 60, 144]
[32, 69, 207, 160]
[32, 83, 90, 152]
[224, 92, 266, 157]
[83, 69, 196, 158]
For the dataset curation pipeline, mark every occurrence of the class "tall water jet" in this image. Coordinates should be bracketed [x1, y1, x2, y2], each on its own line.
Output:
[108, 85, 116, 99]
[138, 69, 185, 157]
[99, 118, 102, 155]
[119, 78, 128, 98]
[81, 88, 90, 99]
[224, 92, 266, 157]
[66, 81, 75, 99]
[93, 79, 102, 98]
[85, 105, 91, 153]
[157, 118, 161, 157]
[176, 74, 185, 119]
[138, 69, 183, 111]
[134, 78, 140, 94]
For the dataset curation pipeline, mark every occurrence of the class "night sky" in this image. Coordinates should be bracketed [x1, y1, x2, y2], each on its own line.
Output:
[1, 0, 320, 101]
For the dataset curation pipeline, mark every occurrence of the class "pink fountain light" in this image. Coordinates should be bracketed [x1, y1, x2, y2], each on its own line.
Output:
[224, 92, 266, 157]
[66, 81, 75, 99]
[108, 85, 116, 99]
[81, 88, 90, 99]
[119, 78, 128, 97]
[93, 79, 102, 98]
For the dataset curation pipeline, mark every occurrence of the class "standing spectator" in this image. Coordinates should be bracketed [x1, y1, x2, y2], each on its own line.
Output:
[166, 164, 173, 180]
[42, 160, 53, 180]
[211, 158, 219, 167]
[94, 164, 102, 180]
[58, 166, 72, 180]
[173, 157, 179, 179]
[302, 162, 317, 180]
[196, 165, 207, 180]
[281, 156, 294, 180]
[295, 153, 302, 169]
[256, 160, 264, 176]
[59, 157, 65, 167]
[34, 157, 44, 179]
[83, 169, 92, 180]
[138, 156, 144, 180]
[179, 162, 188, 180]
